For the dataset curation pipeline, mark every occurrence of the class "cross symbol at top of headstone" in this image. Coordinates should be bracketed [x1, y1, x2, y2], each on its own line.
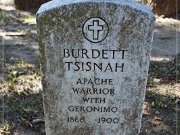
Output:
[88, 20, 103, 40]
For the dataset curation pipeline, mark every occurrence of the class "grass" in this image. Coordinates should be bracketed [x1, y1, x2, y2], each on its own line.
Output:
[17, 29, 28, 35]
[2, 57, 43, 132]
[4, 89, 43, 131]
[0, 9, 10, 25]
[149, 60, 176, 79]
[3, 122, 11, 135]
[21, 15, 36, 25]
[7, 70, 18, 90]
[152, 95, 163, 109]
[5, 92, 43, 118]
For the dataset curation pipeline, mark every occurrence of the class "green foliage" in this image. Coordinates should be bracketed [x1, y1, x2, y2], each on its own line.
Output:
[19, 58, 28, 66]
[17, 29, 28, 35]
[7, 71, 18, 90]
[3, 122, 12, 135]
[0, 9, 10, 25]
[149, 61, 174, 77]
[7, 81, 14, 90]
[152, 95, 163, 109]
[21, 15, 36, 24]
[5, 92, 43, 119]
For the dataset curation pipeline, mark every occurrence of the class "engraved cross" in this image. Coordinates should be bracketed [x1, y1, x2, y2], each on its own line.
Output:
[88, 20, 103, 40]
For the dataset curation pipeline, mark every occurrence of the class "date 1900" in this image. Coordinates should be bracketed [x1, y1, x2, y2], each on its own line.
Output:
[98, 117, 119, 124]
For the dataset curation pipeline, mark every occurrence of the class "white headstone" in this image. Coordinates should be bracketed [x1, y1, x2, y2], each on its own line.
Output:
[37, 0, 155, 135]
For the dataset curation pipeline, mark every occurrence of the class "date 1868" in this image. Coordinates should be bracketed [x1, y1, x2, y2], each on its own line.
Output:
[67, 116, 85, 123]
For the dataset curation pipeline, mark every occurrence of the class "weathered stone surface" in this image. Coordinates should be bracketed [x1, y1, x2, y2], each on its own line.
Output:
[37, 0, 155, 135]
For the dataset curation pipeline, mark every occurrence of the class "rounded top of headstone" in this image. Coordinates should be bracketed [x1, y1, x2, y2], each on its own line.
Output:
[37, 0, 154, 18]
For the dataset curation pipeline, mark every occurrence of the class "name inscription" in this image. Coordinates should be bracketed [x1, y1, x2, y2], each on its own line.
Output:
[63, 48, 127, 124]
[64, 49, 126, 72]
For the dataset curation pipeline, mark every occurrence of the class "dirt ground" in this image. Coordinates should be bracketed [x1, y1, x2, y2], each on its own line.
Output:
[0, 5, 180, 135]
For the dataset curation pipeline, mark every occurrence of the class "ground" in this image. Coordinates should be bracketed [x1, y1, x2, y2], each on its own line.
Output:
[0, 5, 180, 135]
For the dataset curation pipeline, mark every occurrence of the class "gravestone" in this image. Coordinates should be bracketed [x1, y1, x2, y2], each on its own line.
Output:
[37, 0, 155, 135]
